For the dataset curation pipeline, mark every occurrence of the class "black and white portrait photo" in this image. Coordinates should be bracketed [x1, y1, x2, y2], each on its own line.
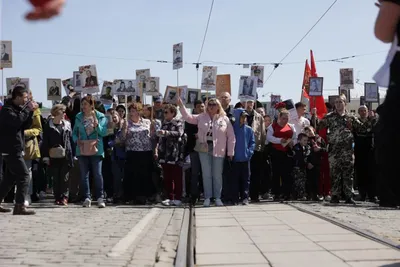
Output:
[136, 69, 150, 91]
[164, 86, 178, 104]
[6, 77, 29, 97]
[79, 65, 99, 94]
[125, 80, 136, 93]
[100, 81, 114, 103]
[340, 68, 354, 90]
[251, 65, 264, 88]
[0, 41, 12, 68]
[364, 82, 379, 102]
[62, 78, 73, 96]
[309, 77, 324, 97]
[238, 76, 257, 101]
[173, 42, 183, 70]
[201, 66, 217, 91]
[47, 79, 62, 101]
[185, 89, 200, 108]
[145, 77, 159, 96]
[113, 80, 126, 96]
[186, 89, 200, 105]
[73, 71, 82, 91]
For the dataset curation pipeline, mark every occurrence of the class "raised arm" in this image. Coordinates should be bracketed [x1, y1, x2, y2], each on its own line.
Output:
[176, 96, 199, 125]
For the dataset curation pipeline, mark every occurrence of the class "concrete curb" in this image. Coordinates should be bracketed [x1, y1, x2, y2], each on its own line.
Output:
[287, 203, 400, 251]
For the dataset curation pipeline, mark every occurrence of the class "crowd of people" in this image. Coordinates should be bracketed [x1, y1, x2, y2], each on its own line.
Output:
[0, 85, 397, 216]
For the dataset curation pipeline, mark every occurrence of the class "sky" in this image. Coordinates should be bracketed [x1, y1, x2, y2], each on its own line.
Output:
[0, 0, 390, 107]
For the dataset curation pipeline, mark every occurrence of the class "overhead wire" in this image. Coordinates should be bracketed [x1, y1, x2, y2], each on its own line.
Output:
[262, 0, 339, 85]
[13, 49, 385, 67]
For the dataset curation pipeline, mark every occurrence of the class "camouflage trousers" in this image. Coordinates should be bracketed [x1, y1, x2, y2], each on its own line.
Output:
[292, 167, 307, 199]
[328, 148, 354, 199]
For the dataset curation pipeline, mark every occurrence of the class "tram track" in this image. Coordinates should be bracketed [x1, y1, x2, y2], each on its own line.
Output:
[287, 203, 400, 251]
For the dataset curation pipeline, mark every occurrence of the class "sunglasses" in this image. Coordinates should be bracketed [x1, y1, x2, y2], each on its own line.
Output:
[208, 103, 217, 107]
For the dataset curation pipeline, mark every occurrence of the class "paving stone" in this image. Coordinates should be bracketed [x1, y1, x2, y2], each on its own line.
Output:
[331, 249, 400, 261]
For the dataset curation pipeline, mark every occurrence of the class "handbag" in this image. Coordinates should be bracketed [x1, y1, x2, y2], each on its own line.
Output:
[194, 139, 208, 153]
[78, 129, 98, 156]
[49, 146, 66, 158]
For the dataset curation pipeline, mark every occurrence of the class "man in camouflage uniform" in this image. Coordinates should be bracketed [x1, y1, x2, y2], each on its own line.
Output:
[353, 106, 378, 202]
[317, 95, 373, 204]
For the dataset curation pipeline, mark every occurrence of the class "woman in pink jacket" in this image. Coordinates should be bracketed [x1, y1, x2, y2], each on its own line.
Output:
[178, 97, 235, 207]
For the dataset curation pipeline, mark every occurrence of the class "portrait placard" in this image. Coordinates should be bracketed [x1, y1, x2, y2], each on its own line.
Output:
[6, 77, 29, 97]
[0, 41, 12, 68]
[216, 74, 231, 97]
[251, 66, 264, 88]
[364, 82, 379, 103]
[201, 66, 217, 91]
[136, 69, 151, 92]
[185, 89, 201, 108]
[178, 86, 188, 104]
[79, 65, 99, 94]
[145, 77, 160, 96]
[201, 92, 211, 103]
[360, 96, 366, 106]
[238, 76, 257, 101]
[340, 68, 354, 90]
[47, 79, 62, 101]
[338, 87, 351, 103]
[283, 99, 297, 121]
[62, 78, 73, 96]
[73, 71, 83, 92]
[328, 95, 338, 108]
[308, 77, 324, 97]
[100, 81, 114, 104]
[269, 94, 281, 117]
[173, 43, 183, 70]
[164, 86, 178, 104]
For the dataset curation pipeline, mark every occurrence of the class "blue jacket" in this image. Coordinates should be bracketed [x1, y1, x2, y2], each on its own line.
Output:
[72, 110, 108, 157]
[108, 128, 126, 160]
[232, 108, 255, 162]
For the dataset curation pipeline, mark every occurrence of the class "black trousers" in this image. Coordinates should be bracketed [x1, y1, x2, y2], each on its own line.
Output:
[226, 161, 250, 203]
[271, 148, 292, 197]
[307, 165, 320, 199]
[49, 158, 70, 201]
[102, 154, 113, 198]
[261, 145, 272, 195]
[123, 151, 155, 201]
[249, 151, 263, 200]
[0, 155, 29, 204]
[375, 75, 400, 206]
[354, 137, 373, 198]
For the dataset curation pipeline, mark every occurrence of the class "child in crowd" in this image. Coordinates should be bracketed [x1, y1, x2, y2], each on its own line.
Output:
[227, 109, 255, 205]
[304, 126, 327, 201]
[289, 133, 311, 200]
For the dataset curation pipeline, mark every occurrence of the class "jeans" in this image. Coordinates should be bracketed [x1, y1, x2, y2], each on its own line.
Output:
[0, 155, 29, 204]
[198, 152, 224, 199]
[227, 161, 250, 203]
[111, 159, 124, 199]
[78, 156, 104, 200]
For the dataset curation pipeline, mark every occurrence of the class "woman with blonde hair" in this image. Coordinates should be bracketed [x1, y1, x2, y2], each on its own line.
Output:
[42, 104, 73, 206]
[177, 97, 235, 207]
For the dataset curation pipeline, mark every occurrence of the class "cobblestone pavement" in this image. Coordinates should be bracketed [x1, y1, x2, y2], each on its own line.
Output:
[0, 202, 185, 267]
[290, 202, 400, 245]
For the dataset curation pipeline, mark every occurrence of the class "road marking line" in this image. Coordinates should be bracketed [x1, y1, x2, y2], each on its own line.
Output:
[108, 208, 160, 257]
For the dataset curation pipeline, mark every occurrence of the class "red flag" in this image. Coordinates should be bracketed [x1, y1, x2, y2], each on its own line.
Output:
[300, 60, 311, 106]
[309, 50, 327, 119]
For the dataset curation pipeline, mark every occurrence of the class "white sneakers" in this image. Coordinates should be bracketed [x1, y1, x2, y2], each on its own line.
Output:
[82, 198, 106, 208]
[161, 199, 182, 206]
[97, 198, 106, 208]
[83, 198, 91, 207]
[203, 198, 211, 207]
[215, 198, 224, 206]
